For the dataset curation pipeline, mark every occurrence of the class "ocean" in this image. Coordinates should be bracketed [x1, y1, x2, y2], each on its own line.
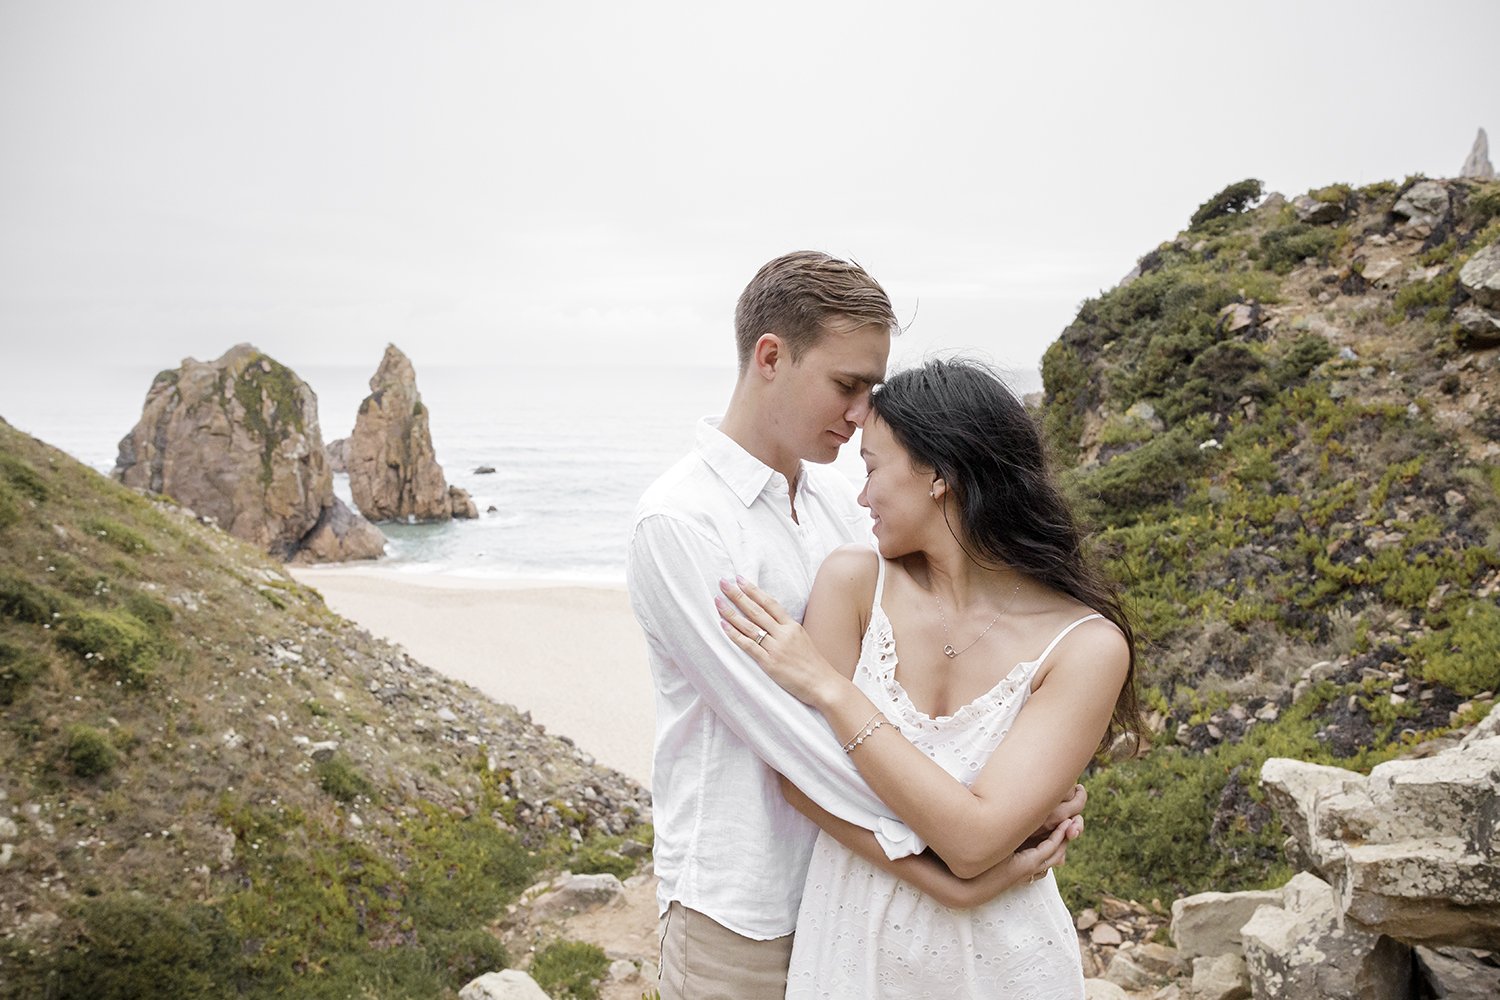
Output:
[0, 360, 1041, 581]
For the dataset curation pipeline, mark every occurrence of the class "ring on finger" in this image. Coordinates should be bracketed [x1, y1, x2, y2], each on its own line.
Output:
[755, 629, 769, 646]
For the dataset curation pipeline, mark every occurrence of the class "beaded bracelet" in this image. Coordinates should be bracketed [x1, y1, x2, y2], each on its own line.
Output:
[842, 711, 896, 754]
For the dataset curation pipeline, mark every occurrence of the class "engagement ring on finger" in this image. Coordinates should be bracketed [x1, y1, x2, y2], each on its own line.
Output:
[755, 629, 769, 646]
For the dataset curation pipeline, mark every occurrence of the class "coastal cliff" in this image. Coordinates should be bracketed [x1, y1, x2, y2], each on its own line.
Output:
[0, 418, 649, 998]
[1041, 173, 1500, 983]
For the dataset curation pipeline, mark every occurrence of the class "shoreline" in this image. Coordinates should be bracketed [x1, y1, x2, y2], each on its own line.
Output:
[290, 565, 654, 786]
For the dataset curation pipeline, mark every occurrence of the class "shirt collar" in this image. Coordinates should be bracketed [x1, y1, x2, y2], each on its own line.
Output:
[696, 417, 809, 508]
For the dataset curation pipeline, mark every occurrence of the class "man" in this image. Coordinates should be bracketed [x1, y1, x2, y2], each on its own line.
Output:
[627, 251, 1081, 998]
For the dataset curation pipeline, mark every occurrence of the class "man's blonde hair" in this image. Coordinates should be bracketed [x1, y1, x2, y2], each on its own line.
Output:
[733, 251, 898, 371]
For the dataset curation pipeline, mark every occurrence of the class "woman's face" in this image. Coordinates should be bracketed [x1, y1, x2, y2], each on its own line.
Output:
[856, 415, 938, 558]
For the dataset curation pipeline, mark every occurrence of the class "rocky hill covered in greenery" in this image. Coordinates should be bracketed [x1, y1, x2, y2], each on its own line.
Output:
[1046, 175, 1500, 910]
[0, 420, 649, 999]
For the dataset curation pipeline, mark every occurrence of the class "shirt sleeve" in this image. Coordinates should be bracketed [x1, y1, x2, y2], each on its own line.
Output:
[628, 511, 924, 860]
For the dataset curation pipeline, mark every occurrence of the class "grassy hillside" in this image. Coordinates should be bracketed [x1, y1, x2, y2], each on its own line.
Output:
[1045, 176, 1500, 908]
[0, 419, 648, 999]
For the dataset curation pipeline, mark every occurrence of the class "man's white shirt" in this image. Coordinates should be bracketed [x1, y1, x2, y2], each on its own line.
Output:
[627, 418, 921, 940]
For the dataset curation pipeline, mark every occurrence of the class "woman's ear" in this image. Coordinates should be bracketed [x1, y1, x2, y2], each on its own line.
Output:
[930, 477, 947, 501]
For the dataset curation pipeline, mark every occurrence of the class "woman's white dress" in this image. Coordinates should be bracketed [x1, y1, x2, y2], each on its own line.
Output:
[786, 559, 1098, 999]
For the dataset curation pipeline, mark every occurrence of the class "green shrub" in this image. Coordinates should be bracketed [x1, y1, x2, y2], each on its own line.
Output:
[405, 806, 539, 932]
[0, 454, 49, 503]
[566, 830, 644, 880]
[424, 928, 510, 983]
[0, 572, 68, 624]
[0, 639, 46, 705]
[55, 609, 159, 686]
[1311, 183, 1352, 205]
[530, 940, 609, 1000]
[1462, 182, 1500, 228]
[1190, 179, 1264, 229]
[315, 753, 374, 802]
[122, 591, 173, 629]
[0, 893, 238, 1000]
[64, 724, 120, 778]
[1413, 601, 1500, 695]
[1275, 334, 1336, 382]
[1258, 223, 1339, 274]
[1072, 428, 1209, 520]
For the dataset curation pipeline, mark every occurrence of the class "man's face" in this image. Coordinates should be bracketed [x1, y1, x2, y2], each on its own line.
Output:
[768, 318, 890, 465]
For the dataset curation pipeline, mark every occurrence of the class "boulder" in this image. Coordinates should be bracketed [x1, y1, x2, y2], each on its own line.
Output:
[291, 497, 386, 563]
[449, 485, 479, 520]
[113, 344, 354, 561]
[1170, 888, 1282, 958]
[1293, 193, 1343, 224]
[1261, 736, 1500, 949]
[1191, 953, 1251, 1000]
[1083, 979, 1132, 1000]
[458, 970, 549, 1000]
[1393, 180, 1451, 229]
[325, 437, 350, 473]
[1455, 305, 1500, 345]
[1359, 255, 1404, 286]
[527, 872, 625, 920]
[347, 344, 453, 522]
[1460, 128, 1495, 181]
[1241, 872, 1410, 1000]
[1415, 945, 1500, 999]
[1218, 302, 1257, 333]
[1459, 243, 1500, 310]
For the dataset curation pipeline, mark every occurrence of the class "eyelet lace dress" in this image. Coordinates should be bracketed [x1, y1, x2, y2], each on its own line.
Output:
[785, 559, 1100, 999]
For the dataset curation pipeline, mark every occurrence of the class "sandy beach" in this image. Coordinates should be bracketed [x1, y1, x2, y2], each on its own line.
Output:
[289, 566, 654, 786]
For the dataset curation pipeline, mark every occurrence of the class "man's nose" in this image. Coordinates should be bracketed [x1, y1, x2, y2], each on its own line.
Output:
[847, 392, 872, 426]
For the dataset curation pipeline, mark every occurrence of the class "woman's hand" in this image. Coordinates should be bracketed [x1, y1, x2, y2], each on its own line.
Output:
[717, 576, 848, 709]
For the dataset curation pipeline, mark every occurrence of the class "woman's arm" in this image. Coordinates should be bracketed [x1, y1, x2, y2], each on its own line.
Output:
[720, 572, 1127, 879]
[777, 775, 1077, 910]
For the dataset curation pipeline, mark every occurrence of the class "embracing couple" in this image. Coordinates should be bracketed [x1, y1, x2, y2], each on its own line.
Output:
[626, 252, 1142, 999]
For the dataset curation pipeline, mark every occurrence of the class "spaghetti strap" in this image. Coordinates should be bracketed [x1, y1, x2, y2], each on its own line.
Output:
[1034, 613, 1105, 668]
[872, 555, 889, 608]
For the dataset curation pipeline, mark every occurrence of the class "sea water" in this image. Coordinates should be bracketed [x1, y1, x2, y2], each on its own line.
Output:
[0, 360, 1040, 581]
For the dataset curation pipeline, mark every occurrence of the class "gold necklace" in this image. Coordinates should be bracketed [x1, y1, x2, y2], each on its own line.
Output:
[932, 578, 1023, 658]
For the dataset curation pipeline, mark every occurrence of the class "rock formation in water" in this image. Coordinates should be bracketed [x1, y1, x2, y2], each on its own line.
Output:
[346, 344, 477, 522]
[112, 343, 385, 562]
[1460, 127, 1495, 180]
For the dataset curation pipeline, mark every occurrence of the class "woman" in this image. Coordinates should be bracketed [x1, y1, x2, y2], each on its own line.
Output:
[716, 357, 1140, 998]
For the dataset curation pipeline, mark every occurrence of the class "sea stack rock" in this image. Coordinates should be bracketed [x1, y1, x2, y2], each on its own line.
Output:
[113, 344, 386, 562]
[347, 344, 476, 521]
[1460, 127, 1495, 180]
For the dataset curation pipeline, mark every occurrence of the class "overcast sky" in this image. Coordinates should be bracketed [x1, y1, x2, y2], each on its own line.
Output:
[1, 0, 1496, 380]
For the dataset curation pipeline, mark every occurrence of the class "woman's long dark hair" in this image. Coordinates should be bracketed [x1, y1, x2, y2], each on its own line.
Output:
[870, 357, 1143, 754]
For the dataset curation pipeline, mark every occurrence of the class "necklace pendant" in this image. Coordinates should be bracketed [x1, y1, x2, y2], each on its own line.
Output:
[943, 644, 958, 658]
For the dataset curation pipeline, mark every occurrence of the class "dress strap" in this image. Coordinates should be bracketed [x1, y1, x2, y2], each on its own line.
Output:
[872, 554, 889, 608]
[1034, 613, 1105, 668]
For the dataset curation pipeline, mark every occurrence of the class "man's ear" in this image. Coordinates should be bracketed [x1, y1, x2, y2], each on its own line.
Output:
[752, 333, 784, 378]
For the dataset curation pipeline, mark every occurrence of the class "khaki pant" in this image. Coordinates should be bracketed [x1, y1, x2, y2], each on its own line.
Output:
[657, 901, 795, 1000]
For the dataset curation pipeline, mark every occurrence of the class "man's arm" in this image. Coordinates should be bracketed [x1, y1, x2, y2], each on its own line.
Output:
[777, 775, 1079, 910]
[627, 512, 923, 859]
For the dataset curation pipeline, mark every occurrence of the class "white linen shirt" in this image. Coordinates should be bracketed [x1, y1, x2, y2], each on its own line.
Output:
[627, 418, 922, 940]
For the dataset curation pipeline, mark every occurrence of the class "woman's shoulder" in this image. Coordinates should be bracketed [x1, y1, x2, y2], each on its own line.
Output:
[1032, 601, 1129, 674]
[813, 544, 881, 597]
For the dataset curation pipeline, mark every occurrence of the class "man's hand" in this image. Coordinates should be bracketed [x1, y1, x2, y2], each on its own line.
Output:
[1018, 783, 1086, 850]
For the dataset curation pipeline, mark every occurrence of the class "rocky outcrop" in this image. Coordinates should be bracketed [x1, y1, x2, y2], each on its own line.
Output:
[1459, 243, 1500, 310]
[112, 344, 384, 562]
[325, 437, 350, 473]
[1392, 179, 1452, 231]
[1171, 888, 1281, 958]
[291, 496, 386, 563]
[346, 345, 478, 522]
[1240, 872, 1411, 1000]
[347, 345, 450, 521]
[1292, 193, 1343, 224]
[1460, 128, 1495, 181]
[1260, 731, 1500, 950]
